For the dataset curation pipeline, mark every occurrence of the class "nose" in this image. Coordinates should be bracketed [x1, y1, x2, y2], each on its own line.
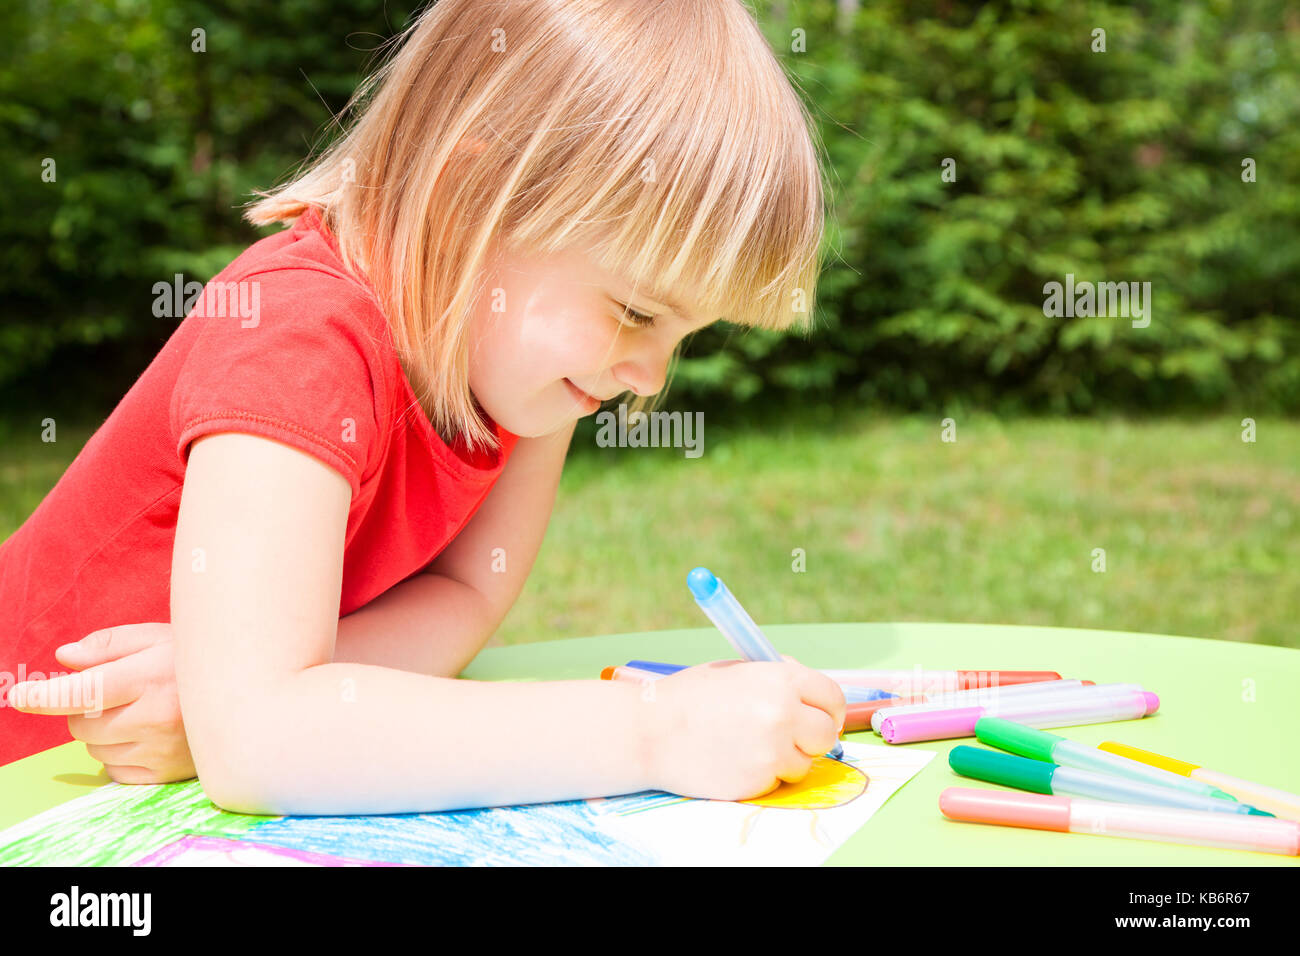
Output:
[610, 349, 671, 398]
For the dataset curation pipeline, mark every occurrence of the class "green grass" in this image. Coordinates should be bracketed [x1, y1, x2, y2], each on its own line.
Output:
[0, 417, 101, 535]
[499, 410, 1299, 649]
[2, 410, 1296, 649]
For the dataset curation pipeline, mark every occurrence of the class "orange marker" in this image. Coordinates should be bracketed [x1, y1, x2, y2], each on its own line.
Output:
[599, 665, 664, 683]
[844, 697, 924, 732]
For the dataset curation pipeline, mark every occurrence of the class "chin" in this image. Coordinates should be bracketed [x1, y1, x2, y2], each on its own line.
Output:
[490, 408, 559, 439]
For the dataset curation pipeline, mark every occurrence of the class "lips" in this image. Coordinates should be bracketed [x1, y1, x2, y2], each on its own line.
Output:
[564, 378, 601, 412]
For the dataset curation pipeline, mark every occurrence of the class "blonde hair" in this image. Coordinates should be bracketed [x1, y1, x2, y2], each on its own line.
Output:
[245, 0, 828, 453]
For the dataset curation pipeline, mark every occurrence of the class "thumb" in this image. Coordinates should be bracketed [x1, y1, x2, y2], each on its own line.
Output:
[55, 624, 170, 670]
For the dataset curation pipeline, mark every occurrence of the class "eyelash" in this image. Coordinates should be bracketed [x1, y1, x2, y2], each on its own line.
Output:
[616, 304, 657, 329]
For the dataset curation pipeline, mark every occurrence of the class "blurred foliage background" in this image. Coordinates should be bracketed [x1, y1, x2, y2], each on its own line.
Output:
[1, 0, 1296, 416]
[0, 1, 1297, 648]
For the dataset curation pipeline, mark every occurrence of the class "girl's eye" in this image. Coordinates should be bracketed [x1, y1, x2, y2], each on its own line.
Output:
[617, 304, 657, 329]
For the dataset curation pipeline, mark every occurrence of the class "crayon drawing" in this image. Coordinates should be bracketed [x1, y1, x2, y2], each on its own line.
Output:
[0, 779, 269, 866]
[230, 797, 661, 866]
[132, 835, 407, 867]
[0, 741, 933, 866]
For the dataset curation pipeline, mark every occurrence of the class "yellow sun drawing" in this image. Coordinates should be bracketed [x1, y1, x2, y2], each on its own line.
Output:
[739, 755, 870, 809]
[732, 756, 871, 845]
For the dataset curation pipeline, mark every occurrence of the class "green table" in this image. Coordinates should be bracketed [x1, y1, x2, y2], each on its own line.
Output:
[2, 623, 1297, 866]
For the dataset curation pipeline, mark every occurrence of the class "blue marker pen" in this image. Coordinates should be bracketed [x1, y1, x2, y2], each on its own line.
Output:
[840, 686, 898, 705]
[686, 567, 844, 761]
[625, 660, 687, 676]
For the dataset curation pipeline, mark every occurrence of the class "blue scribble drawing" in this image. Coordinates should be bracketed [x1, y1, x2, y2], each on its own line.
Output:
[241, 796, 659, 866]
[590, 790, 693, 817]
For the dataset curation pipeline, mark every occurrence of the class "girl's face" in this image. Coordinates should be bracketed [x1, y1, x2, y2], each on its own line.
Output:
[467, 240, 713, 437]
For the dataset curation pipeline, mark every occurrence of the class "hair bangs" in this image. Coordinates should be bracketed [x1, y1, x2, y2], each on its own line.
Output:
[503, 2, 826, 335]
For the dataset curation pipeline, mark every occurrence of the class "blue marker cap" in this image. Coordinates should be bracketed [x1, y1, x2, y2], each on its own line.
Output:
[687, 567, 719, 601]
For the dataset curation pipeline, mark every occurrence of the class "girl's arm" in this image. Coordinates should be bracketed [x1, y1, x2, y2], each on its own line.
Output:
[171, 431, 655, 816]
[332, 421, 575, 677]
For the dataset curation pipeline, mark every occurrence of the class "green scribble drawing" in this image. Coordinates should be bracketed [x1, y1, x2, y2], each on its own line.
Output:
[0, 780, 279, 866]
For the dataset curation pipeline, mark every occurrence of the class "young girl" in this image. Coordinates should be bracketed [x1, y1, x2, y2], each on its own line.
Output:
[0, 0, 844, 814]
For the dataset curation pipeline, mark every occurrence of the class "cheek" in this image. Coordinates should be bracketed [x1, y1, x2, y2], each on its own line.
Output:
[467, 309, 526, 412]
[515, 308, 616, 376]
[467, 312, 573, 408]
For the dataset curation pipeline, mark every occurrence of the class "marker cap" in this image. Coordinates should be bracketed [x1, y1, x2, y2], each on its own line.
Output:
[879, 706, 985, 743]
[939, 787, 1071, 832]
[686, 567, 720, 601]
[949, 745, 1058, 794]
[1099, 740, 1196, 774]
[975, 717, 1062, 762]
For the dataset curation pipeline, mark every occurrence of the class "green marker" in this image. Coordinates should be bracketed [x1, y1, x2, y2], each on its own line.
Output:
[948, 746, 1274, 816]
[975, 718, 1238, 802]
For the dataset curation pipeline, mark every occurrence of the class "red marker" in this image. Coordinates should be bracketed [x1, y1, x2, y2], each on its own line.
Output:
[822, 669, 1062, 692]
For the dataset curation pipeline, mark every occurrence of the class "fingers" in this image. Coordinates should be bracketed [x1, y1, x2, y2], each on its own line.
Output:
[791, 665, 846, 735]
[792, 703, 841, 760]
[10, 654, 150, 715]
[765, 710, 839, 793]
[85, 738, 189, 771]
[773, 741, 815, 785]
[85, 739, 197, 785]
[100, 765, 159, 785]
[9, 669, 111, 716]
[84, 740, 148, 767]
[67, 705, 129, 745]
[66, 697, 180, 749]
[72, 700, 196, 785]
[55, 623, 171, 671]
[99, 762, 194, 786]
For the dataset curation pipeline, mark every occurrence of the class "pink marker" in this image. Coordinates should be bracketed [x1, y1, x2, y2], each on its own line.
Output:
[869, 680, 1119, 733]
[878, 688, 1159, 744]
[940, 787, 1300, 856]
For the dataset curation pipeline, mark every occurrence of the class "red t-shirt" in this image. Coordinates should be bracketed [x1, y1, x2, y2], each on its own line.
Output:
[0, 208, 519, 766]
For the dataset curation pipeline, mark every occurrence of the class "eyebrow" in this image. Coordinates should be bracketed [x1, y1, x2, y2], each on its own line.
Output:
[649, 291, 690, 318]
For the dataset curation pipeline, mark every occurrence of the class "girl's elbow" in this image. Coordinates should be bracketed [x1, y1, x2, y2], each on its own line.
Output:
[202, 779, 278, 816]
[197, 753, 292, 816]
[187, 718, 285, 815]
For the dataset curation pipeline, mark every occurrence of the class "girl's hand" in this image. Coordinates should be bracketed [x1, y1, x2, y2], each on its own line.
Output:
[642, 656, 847, 802]
[9, 623, 195, 784]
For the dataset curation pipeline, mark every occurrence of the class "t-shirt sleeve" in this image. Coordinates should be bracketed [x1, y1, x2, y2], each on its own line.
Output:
[170, 267, 387, 499]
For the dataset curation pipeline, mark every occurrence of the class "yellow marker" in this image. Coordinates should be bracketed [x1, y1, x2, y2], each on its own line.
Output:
[1100, 741, 1300, 822]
